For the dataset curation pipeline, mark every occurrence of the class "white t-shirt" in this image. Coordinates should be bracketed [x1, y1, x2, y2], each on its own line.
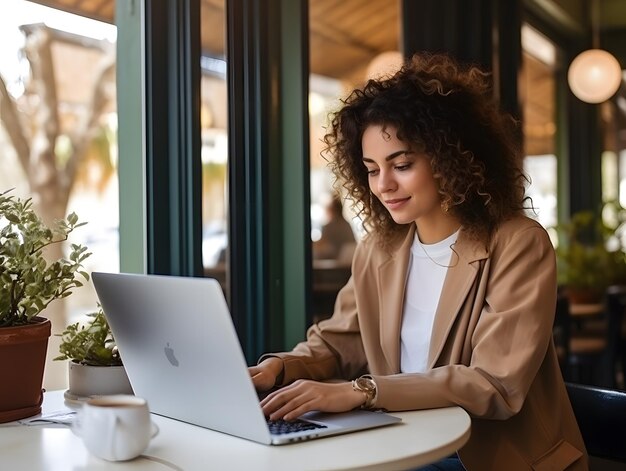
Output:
[400, 230, 459, 373]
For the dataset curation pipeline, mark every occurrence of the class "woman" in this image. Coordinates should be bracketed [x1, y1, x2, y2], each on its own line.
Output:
[249, 53, 586, 470]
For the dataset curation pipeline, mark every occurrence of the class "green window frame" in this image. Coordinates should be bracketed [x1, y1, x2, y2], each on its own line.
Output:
[116, 0, 310, 363]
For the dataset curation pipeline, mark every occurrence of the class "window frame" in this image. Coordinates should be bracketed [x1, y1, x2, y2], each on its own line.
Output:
[116, 0, 310, 362]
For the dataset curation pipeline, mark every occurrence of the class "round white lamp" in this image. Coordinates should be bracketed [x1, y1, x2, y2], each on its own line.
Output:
[567, 49, 622, 104]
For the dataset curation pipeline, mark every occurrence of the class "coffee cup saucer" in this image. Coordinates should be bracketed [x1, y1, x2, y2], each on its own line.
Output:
[63, 390, 99, 407]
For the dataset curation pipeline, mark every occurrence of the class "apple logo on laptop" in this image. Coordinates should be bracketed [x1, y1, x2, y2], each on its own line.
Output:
[164, 342, 179, 367]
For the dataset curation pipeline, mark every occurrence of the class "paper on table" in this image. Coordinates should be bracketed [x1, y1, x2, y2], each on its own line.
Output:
[18, 410, 76, 426]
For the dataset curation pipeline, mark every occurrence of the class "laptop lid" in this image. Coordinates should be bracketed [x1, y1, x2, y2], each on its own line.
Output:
[91, 272, 401, 445]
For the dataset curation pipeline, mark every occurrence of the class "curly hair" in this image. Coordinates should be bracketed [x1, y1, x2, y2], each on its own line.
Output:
[323, 52, 529, 246]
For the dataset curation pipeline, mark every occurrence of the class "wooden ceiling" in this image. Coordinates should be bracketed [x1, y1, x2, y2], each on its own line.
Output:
[26, 0, 626, 77]
[27, 0, 626, 156]
[309, 0, 400, 80]
[28, 0, 399, 81]
[32, 0, 626, 62]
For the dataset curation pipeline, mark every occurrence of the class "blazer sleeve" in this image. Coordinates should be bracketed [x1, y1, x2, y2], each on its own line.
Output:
[259, 273, 369, 386]
[372, 223, 558, 419]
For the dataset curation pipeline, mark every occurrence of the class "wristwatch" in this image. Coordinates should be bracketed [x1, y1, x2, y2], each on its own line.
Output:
[352, 375, 377, 409]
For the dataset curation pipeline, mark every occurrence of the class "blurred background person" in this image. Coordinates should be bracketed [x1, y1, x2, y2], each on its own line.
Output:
[313, 194, 356, 263]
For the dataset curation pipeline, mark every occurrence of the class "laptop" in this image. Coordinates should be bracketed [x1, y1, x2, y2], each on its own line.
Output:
[91, 272, 401, 445]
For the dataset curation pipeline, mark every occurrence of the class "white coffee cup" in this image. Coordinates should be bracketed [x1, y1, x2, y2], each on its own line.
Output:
[72, 394, 159, 461]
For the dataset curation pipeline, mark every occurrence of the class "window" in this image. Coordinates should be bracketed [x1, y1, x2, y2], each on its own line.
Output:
[0, 0, 118, 390]
[520, 24, 558, 231]
[200, 0, 228, 289]
[308, 0, 401, 321]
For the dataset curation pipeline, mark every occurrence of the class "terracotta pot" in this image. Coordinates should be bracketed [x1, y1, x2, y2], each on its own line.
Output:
[0, 317, 51, 423]
[68, 361, 133, 397]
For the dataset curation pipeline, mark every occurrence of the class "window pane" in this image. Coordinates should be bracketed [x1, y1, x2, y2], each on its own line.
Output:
[0, 0, 118, 391]
[309, 0, 401, 322]
[520, 25, 558, 231]
[200, 0, 228, 296]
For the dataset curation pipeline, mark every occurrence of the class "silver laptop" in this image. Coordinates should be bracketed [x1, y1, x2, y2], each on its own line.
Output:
[91, 272, 401, 445]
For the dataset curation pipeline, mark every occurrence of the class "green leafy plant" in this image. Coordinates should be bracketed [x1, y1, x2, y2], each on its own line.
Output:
[0, 189, 91, 327]
[554, 202, 626, 296]
[54, 306, 122, 366]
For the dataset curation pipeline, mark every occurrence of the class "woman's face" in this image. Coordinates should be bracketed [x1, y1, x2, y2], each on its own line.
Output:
[361, 124, 444, 227]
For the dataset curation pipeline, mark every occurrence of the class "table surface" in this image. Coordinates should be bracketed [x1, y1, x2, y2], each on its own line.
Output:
[0, 390, 471, 471]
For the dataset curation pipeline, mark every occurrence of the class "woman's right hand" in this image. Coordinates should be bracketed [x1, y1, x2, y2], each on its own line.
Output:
[249, 357, 284, 391]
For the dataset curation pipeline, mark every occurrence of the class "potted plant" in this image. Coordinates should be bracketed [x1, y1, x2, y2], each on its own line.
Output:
[54, 306, 133, 399]
[555, 203, 626, 304]
[0, 189, 90, 423]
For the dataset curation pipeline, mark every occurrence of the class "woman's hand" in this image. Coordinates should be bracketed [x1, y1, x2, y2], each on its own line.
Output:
[260, 380, 366, 421]
[249, 357, 284, 391]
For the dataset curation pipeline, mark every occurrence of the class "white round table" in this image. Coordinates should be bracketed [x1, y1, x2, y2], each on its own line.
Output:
[0, 390, 471, 471]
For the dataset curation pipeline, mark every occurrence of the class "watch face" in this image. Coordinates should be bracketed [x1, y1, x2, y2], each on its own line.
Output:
[356, 377, 376, 392]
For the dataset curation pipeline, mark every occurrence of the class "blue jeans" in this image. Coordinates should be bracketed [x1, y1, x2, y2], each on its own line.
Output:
[412, 454, 466, 471]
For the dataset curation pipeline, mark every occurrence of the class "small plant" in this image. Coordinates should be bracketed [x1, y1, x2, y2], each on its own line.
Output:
[54, 306, 122, 366]
[0, 189, 91, 327]
[554, 202, 626, 295]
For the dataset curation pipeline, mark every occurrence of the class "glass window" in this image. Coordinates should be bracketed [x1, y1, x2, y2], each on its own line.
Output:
[620, 149, 626, 207]
[0, 0, 118, 390]
[520, 24, 558, 232]
[200, 0, 228, 294]
[603, 101, 623, 205]
[617, 94, 626, 207]
[308, 0, 401, 322]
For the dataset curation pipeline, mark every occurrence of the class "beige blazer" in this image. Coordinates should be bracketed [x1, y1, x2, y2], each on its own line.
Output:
[267, 215, 587, 470]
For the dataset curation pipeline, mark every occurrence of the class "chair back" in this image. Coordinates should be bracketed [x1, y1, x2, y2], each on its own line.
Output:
[566, 382, 626, 462]
[557, 286, 625, 387]
[553, 294, 571, 375]
[605, 286, 626, 372]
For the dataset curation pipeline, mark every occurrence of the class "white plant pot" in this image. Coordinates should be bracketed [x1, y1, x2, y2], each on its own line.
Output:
[68, 361, 133, 398]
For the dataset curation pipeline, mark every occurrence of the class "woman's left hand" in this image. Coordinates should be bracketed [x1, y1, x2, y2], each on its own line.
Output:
[260, 380, 365, 421]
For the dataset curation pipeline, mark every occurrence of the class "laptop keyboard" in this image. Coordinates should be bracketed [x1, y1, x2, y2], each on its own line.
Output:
[267, 418, 327, 435]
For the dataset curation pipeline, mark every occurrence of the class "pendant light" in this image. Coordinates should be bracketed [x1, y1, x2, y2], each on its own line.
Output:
[567, 0, 622, 104]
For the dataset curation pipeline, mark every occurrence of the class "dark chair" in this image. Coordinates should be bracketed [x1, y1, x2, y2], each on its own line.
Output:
[566, 382, 626, 468]
[554, 294, 604, 384]
[553, 294, 572, 377]
[604, 286, 626, 389]
[311, 262, 352, 324]
[554, 287, 625, 388]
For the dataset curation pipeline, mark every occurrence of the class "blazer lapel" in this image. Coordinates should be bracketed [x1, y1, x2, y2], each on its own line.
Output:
[427, 231, 488, 368]
[377, 226, 415, 373]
